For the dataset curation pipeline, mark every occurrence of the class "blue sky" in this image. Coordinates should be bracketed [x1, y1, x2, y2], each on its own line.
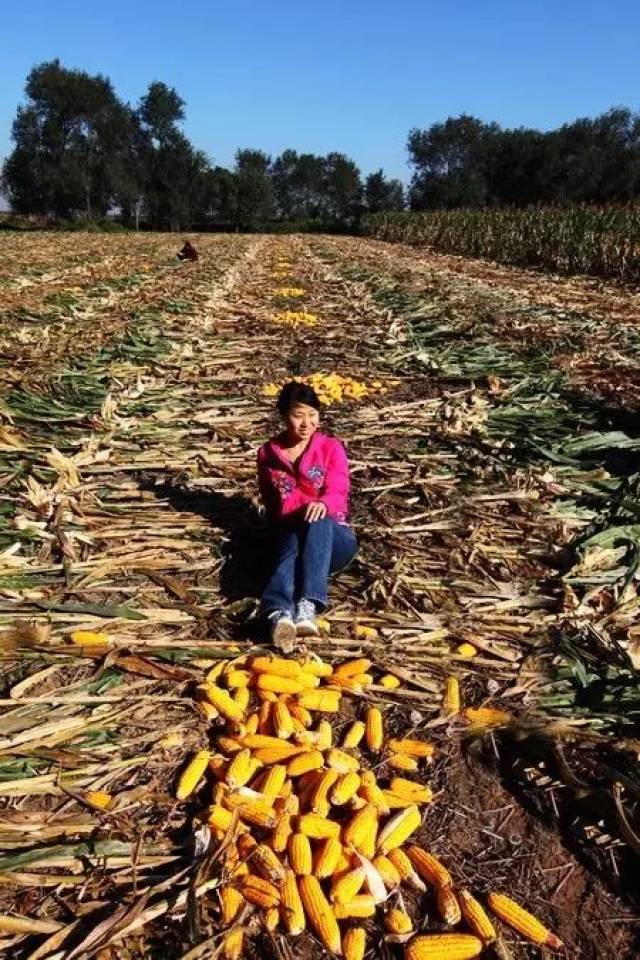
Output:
[1, 0, 639, 185]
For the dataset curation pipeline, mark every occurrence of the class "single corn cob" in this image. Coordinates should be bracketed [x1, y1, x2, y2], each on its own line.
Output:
[377, 805, 421, 854]
[203, 686, 245, 722]
[299, 874, 342, 955]
[458, 890, 496, 945]
[342, 720, 366, 749]
[343, 926, 366, 960]
[279, 778, 293, 798]
[220, 885, 244, 924]
[389, 778, 433, 804]
[443, 677, 460, 714]
[372, 854, 401, 890]
[218, 736, 244, 755]
[258, 690, 278, 703]
[437, 886, 462, 926]
[222, 929, 244, 960]
[271, 795, 297, 853]
[227, 749, 259, 789]
[335, 847, 353, 874]
[297, 770, 325, 811]
[289, 832, 313, 875]
[299, 813, 341, 840]
[343, 803, 379, 853]
[298, 689, 341, 712]
[256, 674, 307, 695]
[359, 770, 390, 815]
[406, 846, 452, 888]
[246, 841, 286, 883]
[85, 790, 112, 810]
[301, 659, 333, 677]
[383, 790, 422, 810]
[333, 658, 372, 678]
[264, 905, 280, 932]
[259, 764, 287, 799]
[385, 907, 413, 934]
[287, 749, 324, 777]
[404, 933, 483, 960]
[176, 750, 211, 800]
[311, 768, 339, 814]
[316, 719, 333, 749]
[326, 747, 360, 773]
[334, 895, 376, 919]
[225, 669, 250, 689]
[281, 869, 305, 935]
[380, 673, 401, 689]
[354, 673, 374, 686]
[329, 675, 366, 694]
[486, 893, 563, 949]
[239, 874, 280, 908]
[354, 625, 378, 640]
[233, 686, 250, 712]
[387, 739, 435, 759]
[232, 800, 276, 830]
[388, 848, 426, 891]
[254, 743, 306, 764]
[387, 754, 419, 773]
[330, 867, 366, 904]
[258, 700, 272, 734]
[206, 661, 226, 683]
[455, 642, 478, 659]
[331, 771, 361, 806]
[208, 804, 235, 832]
[289, 702, 313, 727]
[365, 707, 384, 752]
[251, 656, 302, 678]
[463, 707, 511, 727]
[313, 837, 343, 879]
[245, 712, 260, 735]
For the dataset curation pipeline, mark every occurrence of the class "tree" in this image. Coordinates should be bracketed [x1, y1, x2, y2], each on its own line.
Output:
[364, 169, 404, 212]
[235, 149, 273, 228]
[139, 81, 185, 147]
[202, 166, 239, 226]
[321, 153, 362, 223]
[408, 115, 498, 209]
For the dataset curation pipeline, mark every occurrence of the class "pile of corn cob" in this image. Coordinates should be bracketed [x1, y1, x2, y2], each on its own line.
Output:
[177, 655, 563, 959]
[263, 373, 388, 406]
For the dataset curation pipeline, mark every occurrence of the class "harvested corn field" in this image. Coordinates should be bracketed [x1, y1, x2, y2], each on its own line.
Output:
[1, 231, 640, 959]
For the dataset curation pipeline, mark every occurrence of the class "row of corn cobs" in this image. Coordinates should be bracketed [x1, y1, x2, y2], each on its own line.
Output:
[177, 654, 563, 958]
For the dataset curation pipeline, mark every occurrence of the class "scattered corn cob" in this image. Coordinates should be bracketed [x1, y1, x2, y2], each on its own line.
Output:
[372, 855, 401, 890]
[220, 885, 244, 924]
[343, 803, 378, 852]
[281, 869, 305, 935]
[359, 769, 390, 814]
[334, 895, 377, 919]
[389, 778, 433, 803]
[227, 749, 258, 789]
[85, 790, 113, 810]
[299, 874, 342, 955]
[342, 720, 365, 749]
[222, 929, 244, 960]
[272, 700, 294, 739]
[333, 658, 372, 679]
[443, 677, 461, 714]
[387, 754, 419, 773]
[256, 674, 307, 695]
[376, 805, 421, 854]
[315, 719, 333, 749]
[314, 837, 343, 879]
[437, 886, 462, 926]
[326, 747, 360, 773]
[299, 813, 341, 840]
[233, 686, 250, 712]
[385, 907, 413, 934]
[203, 686, 245, 722]
[239, 874, 280, 908]
[387, 848, 427, 892]
[487, 892, 563, 949]
[264, 905, 280, 932]
[225, 669, 250, 689]
[271, 795, 297, 852]
[455, 642, 478, 659]
[258, 764, 287, 799]
[311, 768, 339, 814]
[380, 674, 401, 689]
[387, 738, 434, 759]
[330, 867, 366, 904]
[458, 890, 496, 945]
[287, 750, 324, 777]
[331, 771, 361, 806]
[288, 833, 313, 875]
[463, 707, 511, 727]
[365, 706, 384, 752]
[254, 743, 306, 764]
[404, 933, 483, 960]
[406, 846, 452, 888]
[343, 926, 366, 960]
[298, 689, 341, 712]
[251, 656, 302, 678]
[176, 750, 211, 800]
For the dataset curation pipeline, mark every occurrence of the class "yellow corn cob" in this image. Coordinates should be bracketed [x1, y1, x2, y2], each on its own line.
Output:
[342, 721, 366, 749]
[256, 674, 307, 695]
[405, 934, 483, 960]
[287, 750, 325, 777]
[289, 701, 313, 727]
[208, 805, 234, 832]
[222, 929, 244, 960]
[239, 874, 280, 908]
[85, 790, 112, 810]
[389, 778, 433, 803]
[264, 905, 280, 932]
[70, 630, 109, 646]
[176, 750, 211, 800]
[218, 736, 244, 755]
[380, 673, 401, 689]
[220, 885, 244, 924]
[365, 707, 383, 752]
[259, 764, 287, 799]
[329, 675, 365, 694]
[288, 832, 313, 875]
[298, 813, 341, 840]
[443, 677, 461, 714]
[463, 707, 511, 727]
[326, 748, 360, 773]
[387, 848, 426, 891]
[316, 719, 333, 749]
[354, 624, 378, 640]
[258, 701, 272, 734]
[343, 803, 378, 854]
[258, 690, 278, 703]
[241, 839, 286, 883]
[486, 892, 563, 949]
[230, 800, 276, 830]
[329, 866, 366, 904]
[298, 689, 341, 712]
[455, 642, 478, 659]
[335, 847, 353, 874]
[206, 661, 226, 683]
[203, 685, 245, 722]
[331, 771, 361, 806]
[245, 712, 260, 735]
[406, 846, 452, 888]
[254, 744, 307, 765]
[242, 734, 291, 750]
[333, 895, 376, 919]
[387, 754, 419, 773]
[301, 658, 333, 677]
[313, 837, 343, 879]
[281, 869, 305, 935]
[343, 926, 366, 960]
[437, 887, 461, 926]
[383, 790, 422, 810]
[387, 738, 435, 759]
[311, 768, 339, 814]
[299, 874, 342, 955]
[233, 686, 250, 712]
[359, 770, 390, 815]
[226, 749, 257, 789]
[353, 673, 374, 686]
[333, 658, 372, 678]
[458, 890, 496, 945]
[251, 656, 302, 678]
[225, 669, 250, 689]
[371, 855, 401, 890]
[376, 805, 421, 854]
[272, 700, 294, 739]
[385, 908, 413, 934]
[279, 778, 293, 798]
[271, 795, 297, 853]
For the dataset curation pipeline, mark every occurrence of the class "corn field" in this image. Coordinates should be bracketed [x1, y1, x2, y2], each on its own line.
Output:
[0, 231, 639, 959]
[362, 205, 640, 282]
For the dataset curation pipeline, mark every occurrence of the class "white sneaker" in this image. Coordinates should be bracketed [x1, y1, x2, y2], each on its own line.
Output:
[295, 599, 320, 637]
[267, 610, 296, 653]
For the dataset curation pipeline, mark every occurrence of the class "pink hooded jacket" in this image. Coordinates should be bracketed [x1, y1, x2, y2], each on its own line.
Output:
[257, 432, 350, 524]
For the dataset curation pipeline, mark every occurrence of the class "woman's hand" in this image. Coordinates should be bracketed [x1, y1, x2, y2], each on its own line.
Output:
[305, 501, 328, 522]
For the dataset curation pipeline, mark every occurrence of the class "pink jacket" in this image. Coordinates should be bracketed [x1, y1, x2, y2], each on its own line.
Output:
[257, 432, 350, 524]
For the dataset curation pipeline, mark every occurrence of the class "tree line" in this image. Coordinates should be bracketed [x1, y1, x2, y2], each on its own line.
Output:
[0, 61, 403, 230]
[2, 60, 639, 230]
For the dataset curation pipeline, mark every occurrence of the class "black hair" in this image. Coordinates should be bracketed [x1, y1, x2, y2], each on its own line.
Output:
[276, 381, 321, 416]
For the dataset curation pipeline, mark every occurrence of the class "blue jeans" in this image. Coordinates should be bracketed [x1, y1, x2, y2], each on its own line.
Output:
[262, 518, 358, 615]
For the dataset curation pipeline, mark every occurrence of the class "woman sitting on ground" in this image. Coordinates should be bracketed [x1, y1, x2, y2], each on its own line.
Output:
[257, 381, 358, 650]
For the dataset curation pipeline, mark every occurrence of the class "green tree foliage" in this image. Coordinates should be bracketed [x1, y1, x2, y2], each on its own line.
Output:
[364, 169, 404, 212]
[235, 149, 274, 228]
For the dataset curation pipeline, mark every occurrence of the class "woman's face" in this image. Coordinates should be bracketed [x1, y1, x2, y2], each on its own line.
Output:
[284, 402, 320, 443]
